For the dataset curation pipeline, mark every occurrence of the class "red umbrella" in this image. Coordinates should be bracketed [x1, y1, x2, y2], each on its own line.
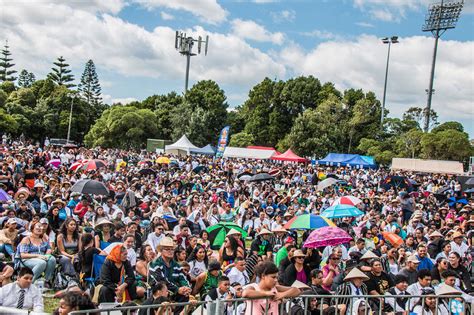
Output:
[70, 160, 89, 171]
[71, 159, 107, 172]
[331, 196, 362, 206]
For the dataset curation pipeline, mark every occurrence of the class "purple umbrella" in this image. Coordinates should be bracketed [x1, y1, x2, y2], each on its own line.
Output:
[46, 159, 61, 168]
[303, 226, 352, 248]
[0, 189, 11, 202]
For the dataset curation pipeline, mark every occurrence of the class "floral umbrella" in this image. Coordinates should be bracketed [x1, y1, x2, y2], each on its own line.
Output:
[303, 226, 352, 248]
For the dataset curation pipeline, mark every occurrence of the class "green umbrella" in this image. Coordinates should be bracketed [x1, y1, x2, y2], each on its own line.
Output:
[206, 222, 248, 250]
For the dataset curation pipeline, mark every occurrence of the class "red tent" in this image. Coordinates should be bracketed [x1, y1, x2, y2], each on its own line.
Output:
[271, 149, 307, 163]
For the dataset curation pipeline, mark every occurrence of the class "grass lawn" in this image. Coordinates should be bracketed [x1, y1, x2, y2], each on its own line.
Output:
[44, 296, 59, 313]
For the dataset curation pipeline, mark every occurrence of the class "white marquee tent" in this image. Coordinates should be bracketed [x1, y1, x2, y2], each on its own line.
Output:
[165, 135, 199, 156]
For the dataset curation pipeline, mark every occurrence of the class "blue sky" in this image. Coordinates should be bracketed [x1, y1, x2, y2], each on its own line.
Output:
[1, 0, 473, 136]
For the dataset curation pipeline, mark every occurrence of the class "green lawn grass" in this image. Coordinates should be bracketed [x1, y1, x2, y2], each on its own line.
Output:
[44, 296, 59, 313]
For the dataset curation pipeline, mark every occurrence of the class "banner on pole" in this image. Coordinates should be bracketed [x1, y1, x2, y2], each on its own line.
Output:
[215, 126, 230, 157]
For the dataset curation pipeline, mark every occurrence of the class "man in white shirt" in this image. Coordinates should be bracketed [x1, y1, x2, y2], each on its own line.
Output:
[0, 267, 43, 312]
[147, 223, 165, 253]
[450, 232, 469, 257]
[407, 269, 432, 310]
[384, 274, 411, 314]
[103, 198, 121, 216]
[253, 211, 271, 233]
[227, 258, 250, 286]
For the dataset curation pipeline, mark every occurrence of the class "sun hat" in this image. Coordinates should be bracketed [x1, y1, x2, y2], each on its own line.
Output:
[34, 183, 44, 188]
[258, 228, 273, 236]
[39, 218, 49, 224]
[451, 231, 464, 239]
[291, 280, 310, 289]
[6, 218, 17, 225]
[157, 237, 175, 249]
[429, 231, 443, 238]
[42, 194, 53, 199]
[272, 227, 287, 233]
[70, 192, 81, 197]
[435, 283, 461, 295]
[360, 250, 378, 260]
[52, 198, 66, 206]
[292, 250, 306, 258]
[226, 228, 242, 237]
[14, 187, 30, 200]
[344, 268, 369, 281]
[94, 219, 113, 228]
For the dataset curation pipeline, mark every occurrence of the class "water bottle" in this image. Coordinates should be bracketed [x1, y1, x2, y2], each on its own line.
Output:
[36, 278, 45, 293]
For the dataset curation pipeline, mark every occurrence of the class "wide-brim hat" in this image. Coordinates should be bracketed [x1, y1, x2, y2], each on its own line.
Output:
[6, 218, 17, 226]
[292, 250, 305, 258]
[42, 194, 53, 199]
[14, 187, 30, 200]
[272, 227, 287, 233]
[157, 237, 175, 249]
[291, 280, 310, 290]
[360, 250, 378, 260]
[283, 212, 293, 217]
[226, 228, 242, 237]
[34, 183, 45, 189]
[451, 231, 464, 239]
[70, 192, 81, 197]
[435, 283, 461, 296]
[52, 198, 66, 206]
[429, 231, 443, 238]
[344, 267, 369, 281]
[94, 219, 113, 228]
[258, 228, 273, 236]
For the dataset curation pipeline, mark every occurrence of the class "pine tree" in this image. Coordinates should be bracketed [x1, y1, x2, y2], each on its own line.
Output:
[18, 69, 36, 88]
[47, 56, 75, 88]
[78, 59, 102, 106]
[27, 72, 36, 86]
[0, 41, 17, 82]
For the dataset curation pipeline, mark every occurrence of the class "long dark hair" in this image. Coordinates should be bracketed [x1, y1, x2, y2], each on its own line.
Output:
[138, 244, 153, 262]
[187, 244, 209, 267]
[60, 218, 80, 241]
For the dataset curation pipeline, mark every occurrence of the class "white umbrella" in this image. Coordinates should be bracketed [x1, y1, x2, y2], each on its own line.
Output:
[317, 178, 338, 191]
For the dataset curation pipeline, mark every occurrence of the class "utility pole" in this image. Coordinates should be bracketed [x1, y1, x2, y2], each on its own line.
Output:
[175, 31, 209, 93]
[380, 36, 398, 128]
[66, 93, 78, 144]
[421, 0, 463, 132]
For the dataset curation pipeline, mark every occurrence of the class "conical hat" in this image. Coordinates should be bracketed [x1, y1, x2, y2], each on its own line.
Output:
[344, 268, 369, 281]
[272, 227, 287, 233]
[291, 280, 310, 289]
[435, 283, 461, 296]
[226, 228, 242, 237]
[360, 250, 378, 260]
[258, 228, 273, 236]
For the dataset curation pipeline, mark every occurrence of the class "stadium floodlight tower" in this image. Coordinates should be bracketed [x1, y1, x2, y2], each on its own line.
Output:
[380, 36, 398, 128]
[422, 0, 463, 132]
[175, 31, 209, 93]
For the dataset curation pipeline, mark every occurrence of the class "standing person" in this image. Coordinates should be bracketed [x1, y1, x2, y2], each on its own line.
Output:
[0, 267, 43, 312]
[242, 261, 300, 315]
[56, 218, 81, 277]
[15, 222, 56, 284]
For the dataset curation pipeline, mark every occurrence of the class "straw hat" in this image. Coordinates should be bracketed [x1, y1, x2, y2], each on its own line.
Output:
[435, 283, 461, 296]
[14, 187, 30, 200]
[283, 212, 293, 217]
[451, 231, 464, 239]
[344, 268, 369, 281]
[360, 251, 378, 260]
[429, 231, 443, 238]
[42, 194, 53, 199]
[258, 228, 273, 236]
[157, 237, 175, 250]
[291, 280, 310, 290]
[292, 250, 306, 258]
[226, 228, 242, 237]
[52, 198, 66, 206]
[94, 219, 113, 228]
[34, 183, 45, 189]
[272, 227, 287, 233]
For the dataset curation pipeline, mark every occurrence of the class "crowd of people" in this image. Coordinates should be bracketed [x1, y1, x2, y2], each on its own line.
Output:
[0, 139, 472, 314]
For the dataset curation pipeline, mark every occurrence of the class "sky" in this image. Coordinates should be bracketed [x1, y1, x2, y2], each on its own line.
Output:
[1, 0, 473, 136]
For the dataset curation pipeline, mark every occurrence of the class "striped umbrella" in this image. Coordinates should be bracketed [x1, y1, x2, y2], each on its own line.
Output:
[71, 159, 107, 171]
[70, 160, 89, 171]
[331, 196, 362, 206]
[284, 214, 335, 230]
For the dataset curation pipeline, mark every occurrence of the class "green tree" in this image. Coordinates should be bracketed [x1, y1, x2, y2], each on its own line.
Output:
[357, 138, 395, 165]
[0, 81, 15, 95]
[229, 132, 254, 147]
[47, 56, 75, 88]
[225, 108, 245, 135]
[17, 69, 36, 88]
[0, 108, 18, 133]
[431, 121, 464, 133]
[396, 128, 424, 158]
[78, 60, 102, 106]
[0, 42, 16, 82]
[403, 107, 438, 130]
[171, 80, 228, 146]
[85, 106, 158, 149]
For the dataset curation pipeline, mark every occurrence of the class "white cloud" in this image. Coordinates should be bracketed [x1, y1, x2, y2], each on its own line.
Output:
[160, 11, 174, 20]
[271, 9, 296, 23]
[370, 9, 397, 22]
[280, 35, 474, 122]
[231, 19, 285, 45]
[300, 30, 340, 40]
[134, 0, 228, 24]
[356, 21, 375, 28]
[102, 95, 138, 105]
[49, 0, 127, 14]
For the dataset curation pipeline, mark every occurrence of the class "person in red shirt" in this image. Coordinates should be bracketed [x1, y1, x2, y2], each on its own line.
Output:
[73, 197, 90, 219]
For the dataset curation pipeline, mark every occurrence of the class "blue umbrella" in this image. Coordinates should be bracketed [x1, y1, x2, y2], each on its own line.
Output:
[447, 197, 468, 207]
[321, 204, 364, 219]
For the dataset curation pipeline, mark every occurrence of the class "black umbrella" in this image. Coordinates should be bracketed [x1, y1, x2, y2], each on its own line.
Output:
[433, 186, 451, 202]
[138, 168, 156, 175]
[465, 177, 474, 186]
[237, 171, 253, 179]
[71, 179, 109, 195]
[248, 173, 274, 182]
[192, 165, 207, 173]
[380, 176, 413, 192]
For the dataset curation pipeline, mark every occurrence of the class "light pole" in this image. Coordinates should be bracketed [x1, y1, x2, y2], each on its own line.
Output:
[66, 93, 78, 144]
[175, 31, 209, 93]
[380, 36, 398, 128]
[422, 0, 463, 132]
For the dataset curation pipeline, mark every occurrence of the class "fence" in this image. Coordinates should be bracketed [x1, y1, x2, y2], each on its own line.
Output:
[64, 294, 472, 315]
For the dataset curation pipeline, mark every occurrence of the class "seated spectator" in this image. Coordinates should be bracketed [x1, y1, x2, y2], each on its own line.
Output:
[55, 291, 96, 315]
[193, 260, 222, 297]
[98, 244, 137, 303]
[0, 267, 43, 312]
[0, 260, 14, 286]
[227, 257, 250, 287]
[415, 243, 434, 271]
[282, 249, 310, 286]
[138, 281, 170, 315]
[384, 274, 411, 314]
[398, 255, 420, 285]
[335, 267, 369, 314]
[15, 222, 56, 284]
[0, 218, 18, 259]
[57, 218, 81, 277]
[407, 269, 432, 310]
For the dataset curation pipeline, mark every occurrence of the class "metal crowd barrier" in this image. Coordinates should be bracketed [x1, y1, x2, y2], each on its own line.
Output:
[61, 294, 472, 315]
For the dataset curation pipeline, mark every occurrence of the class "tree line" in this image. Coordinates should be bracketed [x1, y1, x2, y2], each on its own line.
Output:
[0, 42, 472, 165]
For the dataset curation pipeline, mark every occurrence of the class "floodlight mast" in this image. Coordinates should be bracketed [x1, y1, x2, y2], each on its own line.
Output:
[421, 0, 463, 132]
[380, 36, 398, 128]
[175, 31, 209, 93]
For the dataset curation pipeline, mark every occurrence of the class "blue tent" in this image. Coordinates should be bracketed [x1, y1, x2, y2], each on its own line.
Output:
[191, 144, 216, 155]
[316, 153, 376, 168]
